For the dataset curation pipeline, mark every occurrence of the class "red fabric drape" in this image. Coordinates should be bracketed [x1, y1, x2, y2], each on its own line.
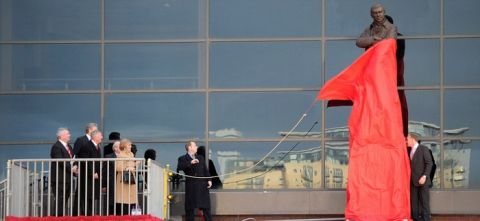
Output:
[317, 39, 411, 221]
[6, 215, 162, 221]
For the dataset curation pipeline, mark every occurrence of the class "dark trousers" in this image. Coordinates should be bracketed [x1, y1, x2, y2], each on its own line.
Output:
[411, 184, 430, 221]
[51, 184, 71, 216]
[185, 208, 212, 221]
[116, 203, 135, 215]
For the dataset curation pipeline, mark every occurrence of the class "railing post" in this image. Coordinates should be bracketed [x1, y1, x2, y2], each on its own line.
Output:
[5, 160, 11, 217]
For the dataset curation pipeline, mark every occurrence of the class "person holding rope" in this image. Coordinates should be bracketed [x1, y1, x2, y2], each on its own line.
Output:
[177, 141, 212, 221]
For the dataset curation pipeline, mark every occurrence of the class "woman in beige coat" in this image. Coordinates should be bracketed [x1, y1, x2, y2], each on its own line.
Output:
[115, 139, 138, 215]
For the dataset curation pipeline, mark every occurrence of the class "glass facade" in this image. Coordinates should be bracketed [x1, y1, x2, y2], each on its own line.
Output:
[1, 0, 479, 192]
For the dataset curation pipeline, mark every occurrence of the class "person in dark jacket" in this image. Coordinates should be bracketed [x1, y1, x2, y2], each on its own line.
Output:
[103, 132, 120, 157]
[197, 146, 222, 189]
[407, 133, 434, 221]
[177, 141, 212, 221]
[102, 141, 120, 215]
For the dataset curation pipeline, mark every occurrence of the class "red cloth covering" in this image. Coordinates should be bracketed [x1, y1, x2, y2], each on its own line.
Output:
[317, 39, 411, 221]
[6, 215, 163, 221]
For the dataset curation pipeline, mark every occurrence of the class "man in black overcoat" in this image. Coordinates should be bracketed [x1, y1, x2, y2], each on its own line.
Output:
[73, 123, 98, 156]
[50, 127, 77, 216]
[73, 130, 102, 216]
[102, 141, 120, 215]
[407, 133, 434, 221]
[177, 141, 212, 221]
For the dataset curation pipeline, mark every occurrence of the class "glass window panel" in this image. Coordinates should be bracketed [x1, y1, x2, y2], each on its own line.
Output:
[210, 42, 321, 88]
[104, 93, 205, 141]
[445, 39, 480, 86]
[0, 0, 100, 41]
[405, 90, 440, 137]
[325, 40, 363, 81]
[0, 145, 50, 180]
[0, 94, 100, 142]
[210, 0, 321, 38]
[105, 43, 205, 90]
[325, 106, 351, 140]
[419, 139, 441, 189]
[125, 142, 187, 171]
[444, 90, 480, 136]
[326, 0, 439, 36]
[445, 0, 480, 35]
[325, 140, 349, 189]
[0, 44, 100, 92]
[444, 140, 480, 189]
[404, 39, 440, 86]
[209, 141, 322, 190]
[209, 92, 321, 139]
[105, 0, 205, 40]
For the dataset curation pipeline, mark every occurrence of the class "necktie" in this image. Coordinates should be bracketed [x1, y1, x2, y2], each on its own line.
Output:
[66, 144, 73, 158]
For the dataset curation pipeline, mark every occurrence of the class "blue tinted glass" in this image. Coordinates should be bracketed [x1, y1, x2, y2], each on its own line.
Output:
[325, 40, 362, 80]
[404, 39, 440, 86]
[105, 43, 205, 90]
[405, 90, 440, 136]
[0, 0, 100, 40]
[209, 92, 321, 139]
[104, 93, 205, 141]
[210, 141, 322, 190]
[210, 42, 321, 88]
[445, 39, 480, 85]
[0, 145, 50, 180]
[0, 44, 100, 92]
[105, 0, 205, 39]
[326, 0, 439, 36]
[210, 0, 321, 38]
[325, 106, 351, 139]
[444, 90, 480, 136]
[444, 140, 480, 189]
[445, 0, 480, 35]
[0, 94, 100, 142]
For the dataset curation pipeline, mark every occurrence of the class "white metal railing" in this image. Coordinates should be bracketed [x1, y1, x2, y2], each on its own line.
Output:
[1, 179, 6, 220]
[3, 158, 169, 219]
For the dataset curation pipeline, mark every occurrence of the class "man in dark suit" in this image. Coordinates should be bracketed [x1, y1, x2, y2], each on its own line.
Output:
[102, 141, 120, 215]
[50, 127, 78, 216]
[177, 141, 212, 221]
[73, 130, 102, 216]
[407, 133, 434, 221]
[73, 123, 98, 156]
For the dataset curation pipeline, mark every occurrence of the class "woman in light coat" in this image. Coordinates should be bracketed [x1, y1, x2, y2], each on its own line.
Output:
[115, 139, 138, 215]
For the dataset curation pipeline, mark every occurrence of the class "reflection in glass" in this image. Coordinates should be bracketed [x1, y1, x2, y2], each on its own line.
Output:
[0, 44, 100, 92]
[210, 41, 321, 88]
[325, 106, 351, 138]
[210, 0, 321, 38]
[444, 90, 480, 136]
[0, 0, 100, 40]
[405, 90, 440, 137]
[125, 142, 186, 170]
[404, 39, 440, 86]
[445, 0, 480, 35]
[104, 93, 205, 141]
[209, 92, 321, 139]
[325, 140, 349, 189]
[105, 0, 205, 39]
[209, 141, 321, 190]
[105, 43, 205, 90]
[326, 0, 439, 36]
[0, 94, 100, 142]
[445, 39, 480, 85]
[0, 145, 50, 180]
[443, 140, 480, 189]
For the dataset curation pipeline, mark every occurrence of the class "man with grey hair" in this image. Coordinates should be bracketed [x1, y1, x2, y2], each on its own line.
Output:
[73, 129, 102, 216]
[50, 127, 77, 216]
[356, 3, 397, 49]
[73, 123, 98, 156]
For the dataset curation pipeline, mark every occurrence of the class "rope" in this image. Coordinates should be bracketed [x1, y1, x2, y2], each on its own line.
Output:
[168, 99, 318, 179]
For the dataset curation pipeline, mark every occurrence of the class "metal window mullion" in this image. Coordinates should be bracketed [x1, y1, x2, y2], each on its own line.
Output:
[439, 0, 445, 190]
